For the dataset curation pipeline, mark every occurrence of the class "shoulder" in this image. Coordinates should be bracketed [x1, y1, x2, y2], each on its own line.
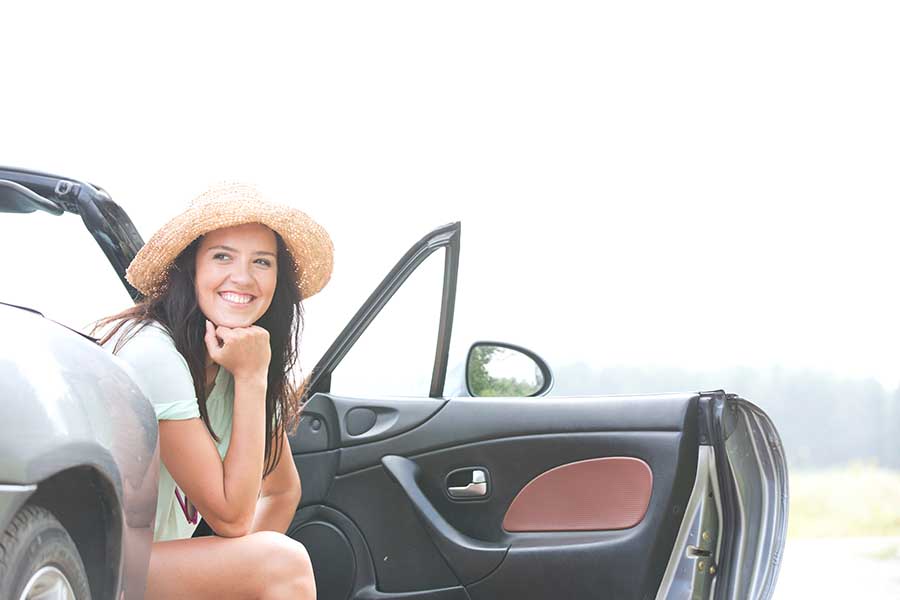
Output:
[110, 320, 175, 350]
[107, 321, 200, 420]
[110, 321, 185, 367]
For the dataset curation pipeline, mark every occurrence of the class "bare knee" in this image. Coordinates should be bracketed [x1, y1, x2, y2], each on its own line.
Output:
[253, 532, 316, 600]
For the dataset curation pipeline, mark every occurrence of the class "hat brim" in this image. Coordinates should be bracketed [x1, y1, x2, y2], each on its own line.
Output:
[126, 198, 333, 300]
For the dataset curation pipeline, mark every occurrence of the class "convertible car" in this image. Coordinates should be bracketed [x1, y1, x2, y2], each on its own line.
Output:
[0, 167, 788, 600]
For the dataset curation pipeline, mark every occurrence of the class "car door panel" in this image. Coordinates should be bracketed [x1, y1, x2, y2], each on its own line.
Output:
[291, 396, 448, 455]
[380, 455, 508, 585]
[329, 469, 462, 592]
[500, 455, 653, 532]
[292, 450, 340, 505]
[325, 393, 693, 474]
[289, 391, 698, 599]
[287, 222, 785, 599]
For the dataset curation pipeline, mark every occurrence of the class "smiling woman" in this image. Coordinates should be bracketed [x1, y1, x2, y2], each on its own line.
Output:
[91, 183, 333, 600]
[194, 224, 279, 329]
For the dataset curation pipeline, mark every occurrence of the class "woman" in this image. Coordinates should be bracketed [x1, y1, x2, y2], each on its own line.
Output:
[96, 183, 332, 599]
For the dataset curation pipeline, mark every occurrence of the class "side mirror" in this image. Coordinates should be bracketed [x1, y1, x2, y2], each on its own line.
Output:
[465, 341, 553, 397]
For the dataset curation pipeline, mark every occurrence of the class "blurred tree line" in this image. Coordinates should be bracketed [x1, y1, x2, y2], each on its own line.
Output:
[468, 345, 539, 396]
[550, 363, 900, 470]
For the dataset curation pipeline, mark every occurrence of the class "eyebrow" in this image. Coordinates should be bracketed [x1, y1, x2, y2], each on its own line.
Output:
[207, 245, 277, 257]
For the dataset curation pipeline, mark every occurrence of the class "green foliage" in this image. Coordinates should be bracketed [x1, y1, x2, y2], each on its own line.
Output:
[467, 345, 496, 396]
[468, 346, 537, 397]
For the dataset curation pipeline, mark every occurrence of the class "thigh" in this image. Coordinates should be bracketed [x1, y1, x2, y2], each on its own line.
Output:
[144, 531, 302, 600]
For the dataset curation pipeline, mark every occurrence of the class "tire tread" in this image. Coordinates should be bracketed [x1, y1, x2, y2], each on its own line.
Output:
[0, 503, 92, 600]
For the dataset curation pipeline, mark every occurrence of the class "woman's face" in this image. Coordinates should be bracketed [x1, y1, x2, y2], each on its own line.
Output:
[194, 223, 278, 328]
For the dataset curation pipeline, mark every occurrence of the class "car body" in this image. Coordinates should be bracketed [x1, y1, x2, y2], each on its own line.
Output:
[0, 169, 156, 600]
[0, 166, 787, 600]
[0, 303, 158, 600]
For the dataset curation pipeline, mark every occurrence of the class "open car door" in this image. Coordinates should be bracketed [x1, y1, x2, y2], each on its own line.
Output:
[286, 222, 788, 600]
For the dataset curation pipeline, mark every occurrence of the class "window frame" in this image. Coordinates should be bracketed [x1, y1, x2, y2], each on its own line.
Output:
[306, 222, 461, 400]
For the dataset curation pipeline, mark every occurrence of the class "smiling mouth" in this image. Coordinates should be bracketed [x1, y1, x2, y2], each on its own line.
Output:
[218, 292, 256, 306]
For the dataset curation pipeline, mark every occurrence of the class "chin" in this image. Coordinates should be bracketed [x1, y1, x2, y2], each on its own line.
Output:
[221, 317, 258, 328]
[217, 318, 254, 328]
[203, 309, 262, 329]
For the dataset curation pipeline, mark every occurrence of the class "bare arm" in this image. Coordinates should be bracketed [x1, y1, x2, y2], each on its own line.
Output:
[159, 321, 271, 537]
[250, 433, 302, 533]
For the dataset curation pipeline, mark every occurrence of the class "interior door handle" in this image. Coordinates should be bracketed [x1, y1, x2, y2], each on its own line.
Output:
[448, 469, 488, 498]
[381, 455, 508, 585]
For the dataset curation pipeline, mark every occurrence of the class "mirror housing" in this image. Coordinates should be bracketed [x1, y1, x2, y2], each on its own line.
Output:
[465, 341, 553, 397]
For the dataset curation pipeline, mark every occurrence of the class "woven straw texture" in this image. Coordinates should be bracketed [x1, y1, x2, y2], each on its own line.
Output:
[126, 183, 333, 299]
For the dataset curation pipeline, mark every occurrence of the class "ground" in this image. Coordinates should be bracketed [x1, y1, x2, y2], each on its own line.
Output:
[774, 537, 900, 599]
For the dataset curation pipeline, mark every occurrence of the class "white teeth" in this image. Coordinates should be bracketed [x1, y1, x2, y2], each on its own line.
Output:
[220, 292, 253, 304]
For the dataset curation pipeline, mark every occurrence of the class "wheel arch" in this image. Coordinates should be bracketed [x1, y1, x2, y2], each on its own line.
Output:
[28, 465, 123, 600]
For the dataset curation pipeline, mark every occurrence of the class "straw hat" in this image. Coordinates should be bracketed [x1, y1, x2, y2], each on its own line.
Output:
[126, 183, 333, 299]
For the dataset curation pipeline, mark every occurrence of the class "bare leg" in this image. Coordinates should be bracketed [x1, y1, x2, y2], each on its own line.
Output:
[145, 531, 316, 600]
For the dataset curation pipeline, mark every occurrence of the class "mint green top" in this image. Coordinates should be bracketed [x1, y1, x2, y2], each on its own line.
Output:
[106, 323, 234, 542]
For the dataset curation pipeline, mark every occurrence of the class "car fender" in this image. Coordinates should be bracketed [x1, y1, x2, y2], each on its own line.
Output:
[0, 304, 159, 599]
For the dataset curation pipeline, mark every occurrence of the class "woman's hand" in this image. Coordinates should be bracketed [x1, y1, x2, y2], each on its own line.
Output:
[205, 319, 271, 381]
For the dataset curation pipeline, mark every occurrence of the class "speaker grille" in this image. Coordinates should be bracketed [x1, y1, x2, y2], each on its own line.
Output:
[288, 520, 356, 600]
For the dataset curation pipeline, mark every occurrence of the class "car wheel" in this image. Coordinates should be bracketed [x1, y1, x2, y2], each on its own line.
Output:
[0, 504, 92, 600]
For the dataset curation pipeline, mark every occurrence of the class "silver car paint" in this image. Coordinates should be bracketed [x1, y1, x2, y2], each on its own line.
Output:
[0, 304, 159, 599]
[655, 398, 788, 600]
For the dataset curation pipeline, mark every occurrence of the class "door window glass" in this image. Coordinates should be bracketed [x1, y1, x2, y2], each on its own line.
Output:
[330, 247, 445, 398]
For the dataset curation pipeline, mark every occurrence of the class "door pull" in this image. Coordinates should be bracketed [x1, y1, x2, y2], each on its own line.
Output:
[448, 468, 488, 498]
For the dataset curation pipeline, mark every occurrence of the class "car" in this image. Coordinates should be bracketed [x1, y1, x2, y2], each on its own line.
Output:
[0, 169, 157, 600]
[0, 166, 788, 600]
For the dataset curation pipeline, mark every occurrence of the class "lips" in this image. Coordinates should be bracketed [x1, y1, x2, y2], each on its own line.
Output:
[218, 291, 256, 306]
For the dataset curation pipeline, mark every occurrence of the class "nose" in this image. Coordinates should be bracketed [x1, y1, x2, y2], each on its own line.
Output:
[227, 260, 254, 287]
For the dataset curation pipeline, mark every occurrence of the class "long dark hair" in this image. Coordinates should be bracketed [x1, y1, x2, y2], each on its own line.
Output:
[95, 231, 304, 477]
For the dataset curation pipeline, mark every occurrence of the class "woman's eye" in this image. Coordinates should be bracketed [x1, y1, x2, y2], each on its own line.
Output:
[213, 253, 231, 261]
[255, 258, 273, 267]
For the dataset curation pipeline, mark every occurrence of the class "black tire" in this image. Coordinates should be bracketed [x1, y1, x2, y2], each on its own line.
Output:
[0, 504, 92, 600]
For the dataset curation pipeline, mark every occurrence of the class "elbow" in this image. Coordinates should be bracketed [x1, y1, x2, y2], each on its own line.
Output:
[271, 478, 301, 508]
[205, 504, 255, 538]
[209, 515, 253, 538]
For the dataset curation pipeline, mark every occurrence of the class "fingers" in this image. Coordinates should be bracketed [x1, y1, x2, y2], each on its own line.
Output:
[203, 322, 271, 378]
[204, 320, 222, 357]
[215, 326, 239, 345]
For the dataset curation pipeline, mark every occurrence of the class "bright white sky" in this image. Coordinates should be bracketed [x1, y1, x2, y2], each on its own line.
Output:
[3, 2, 899, 389]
